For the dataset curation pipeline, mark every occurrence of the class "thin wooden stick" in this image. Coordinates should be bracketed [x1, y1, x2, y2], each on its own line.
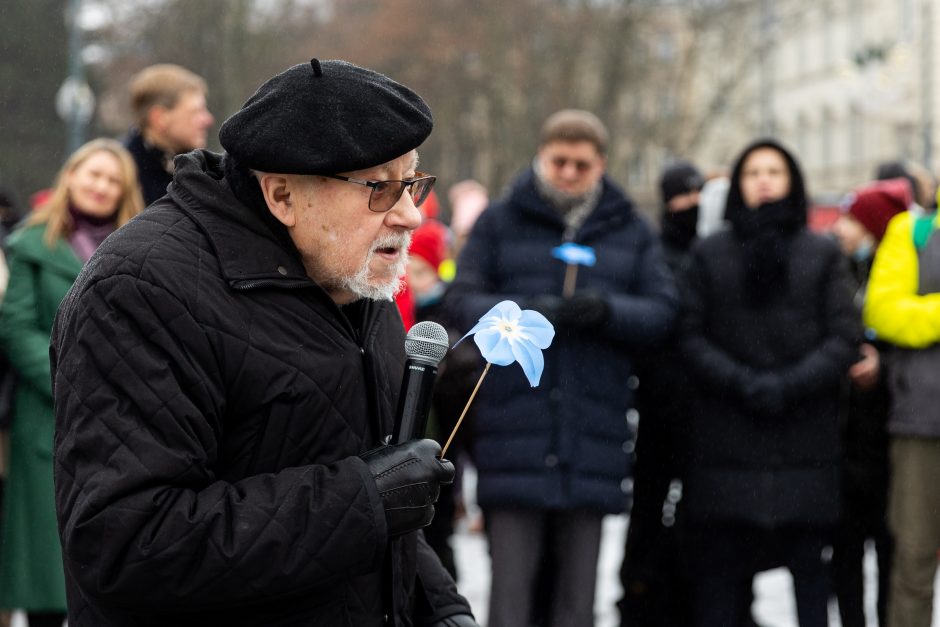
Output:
[440, 362, 491, 458]
[562, 264, 579, 298]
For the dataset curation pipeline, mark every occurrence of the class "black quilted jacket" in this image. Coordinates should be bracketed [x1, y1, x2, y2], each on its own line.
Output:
[51, 151, 470, 626]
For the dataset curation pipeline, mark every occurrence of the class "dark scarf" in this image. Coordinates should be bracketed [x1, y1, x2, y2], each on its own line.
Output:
[660, 205, 699, 251]
[723, 139, 808, 308]
[67, 204, 117, 262]
[728, 199, 803, 307]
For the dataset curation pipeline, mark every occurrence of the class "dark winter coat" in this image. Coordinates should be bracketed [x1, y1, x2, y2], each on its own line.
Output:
[124, 128, 174, 206]
[840, 258, 891, 522]
[680, 229, 858, 527]
[51, 151, 470, 627]
[446, 168, 679, 514]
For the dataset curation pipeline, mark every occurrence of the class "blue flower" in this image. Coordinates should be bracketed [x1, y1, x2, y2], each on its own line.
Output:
[552, 243, 596, 267]
[458, 300, 555, 387]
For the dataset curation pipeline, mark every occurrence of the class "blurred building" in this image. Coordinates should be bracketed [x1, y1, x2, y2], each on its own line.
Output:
[686, 0, 938, 200]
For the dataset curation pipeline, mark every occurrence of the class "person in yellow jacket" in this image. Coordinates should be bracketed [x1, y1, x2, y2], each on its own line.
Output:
[863, 206, 940, 627]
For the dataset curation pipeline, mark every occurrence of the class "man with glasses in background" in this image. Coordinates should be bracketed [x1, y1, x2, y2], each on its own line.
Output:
[51, 59, 476, 627]
[446, 109, 678, 627]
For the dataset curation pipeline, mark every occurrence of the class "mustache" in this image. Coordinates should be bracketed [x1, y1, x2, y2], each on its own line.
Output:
[372, 231, 412, 252]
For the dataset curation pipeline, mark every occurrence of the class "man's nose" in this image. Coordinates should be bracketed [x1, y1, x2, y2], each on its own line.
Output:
[386, 190, 422, 230]
[561, 162, 580, 177]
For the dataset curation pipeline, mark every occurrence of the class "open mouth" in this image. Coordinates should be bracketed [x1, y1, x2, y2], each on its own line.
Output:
[375, 246, 402, 261]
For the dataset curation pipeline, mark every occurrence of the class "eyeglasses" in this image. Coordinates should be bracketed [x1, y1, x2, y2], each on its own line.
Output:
[322, 172, 437, 213]
[550, 157, 594, 173]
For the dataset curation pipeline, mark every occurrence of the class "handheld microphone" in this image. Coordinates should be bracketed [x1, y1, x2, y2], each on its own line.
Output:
[391, 321, 449, 444]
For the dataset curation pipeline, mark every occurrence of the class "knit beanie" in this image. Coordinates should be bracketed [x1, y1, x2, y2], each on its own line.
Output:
[846, 177, 911, 241]
[409, 220, 448, 271]
[660, 160, 704, 204]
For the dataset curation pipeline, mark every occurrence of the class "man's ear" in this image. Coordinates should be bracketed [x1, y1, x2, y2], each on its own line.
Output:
[258, 174, 296, 227]
[146, 105, 169, 134]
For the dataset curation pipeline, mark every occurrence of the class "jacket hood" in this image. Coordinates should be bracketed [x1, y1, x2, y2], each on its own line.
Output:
[725, 138, 808, 225]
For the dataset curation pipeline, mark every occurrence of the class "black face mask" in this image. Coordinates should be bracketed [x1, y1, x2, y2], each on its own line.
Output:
[660, 205, 699, 250]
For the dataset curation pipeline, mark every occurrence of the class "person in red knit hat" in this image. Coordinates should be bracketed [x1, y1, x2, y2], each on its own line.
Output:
[835, 177, 913, 253]
[394, 190, 449, 329]
[830, 176, 912, 627]
[408, 220, 448, 301]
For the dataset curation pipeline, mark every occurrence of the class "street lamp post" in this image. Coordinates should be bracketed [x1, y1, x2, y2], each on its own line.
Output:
[57, 0, 95, 154]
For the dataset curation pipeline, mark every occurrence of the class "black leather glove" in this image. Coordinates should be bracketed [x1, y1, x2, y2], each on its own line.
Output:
[430, 614, 480, 627]
[523, 293, 565, 325]
[360, 439, 455, 537]
[556, 289, 609, 328]
[740, 373, 787, 416]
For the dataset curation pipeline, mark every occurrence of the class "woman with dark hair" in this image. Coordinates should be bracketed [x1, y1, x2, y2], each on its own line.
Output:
[0, 138, 143, 627]
[680, 139, 858, 626]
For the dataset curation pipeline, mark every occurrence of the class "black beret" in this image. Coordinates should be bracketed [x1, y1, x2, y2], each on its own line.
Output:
[219, 59, 433, 175]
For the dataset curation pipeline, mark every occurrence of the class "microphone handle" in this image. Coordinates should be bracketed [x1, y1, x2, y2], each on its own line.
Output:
[391, 361, 439, 444]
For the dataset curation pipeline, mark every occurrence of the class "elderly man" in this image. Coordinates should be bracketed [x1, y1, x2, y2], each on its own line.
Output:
[124, 63, 215, 205]
[52, 59, 475, 627]
[446, 109, 678, 627]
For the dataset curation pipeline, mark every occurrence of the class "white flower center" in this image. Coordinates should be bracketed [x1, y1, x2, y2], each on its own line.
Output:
[498, 319, 521, 338]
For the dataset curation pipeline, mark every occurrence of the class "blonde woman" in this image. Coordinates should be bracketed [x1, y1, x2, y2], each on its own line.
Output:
[0, 139, 142, 627]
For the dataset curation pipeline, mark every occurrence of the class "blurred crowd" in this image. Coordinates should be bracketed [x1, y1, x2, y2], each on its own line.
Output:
[0, 61, 937, 627]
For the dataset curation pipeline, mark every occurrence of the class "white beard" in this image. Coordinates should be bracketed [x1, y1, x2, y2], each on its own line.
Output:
[341, 231, 411, 301]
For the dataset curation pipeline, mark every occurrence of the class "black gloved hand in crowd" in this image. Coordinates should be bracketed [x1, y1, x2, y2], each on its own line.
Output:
[556, 289, 610, 328]
[523, 293, 565, 325]
[360, 438, 455, 537]
[740, 373, 787, 416]
[430, 614, 481, 627]
[525, 290, 609, 328]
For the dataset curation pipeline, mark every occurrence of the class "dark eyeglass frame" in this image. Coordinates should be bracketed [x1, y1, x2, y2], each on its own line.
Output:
[322, 172, 437, 213]
[550, 156, 594, 173]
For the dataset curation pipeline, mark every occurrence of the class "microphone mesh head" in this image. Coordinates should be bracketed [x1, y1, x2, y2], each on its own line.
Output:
[405, 321, 449, 365]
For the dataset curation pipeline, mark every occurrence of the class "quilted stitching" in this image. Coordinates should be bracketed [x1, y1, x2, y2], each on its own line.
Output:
[50, 154, 469, 626]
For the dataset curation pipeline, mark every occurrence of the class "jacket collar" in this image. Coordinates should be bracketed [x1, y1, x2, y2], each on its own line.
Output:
[165, 151, 393, 345]
[166, 151, 311, 289]
[509, 167, 634, 241]
[8, 225, 83, 278]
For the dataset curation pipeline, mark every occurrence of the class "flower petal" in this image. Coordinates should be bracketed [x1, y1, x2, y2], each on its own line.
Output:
[510, 336, 546, 387]
[474, 328, 515, 365]
[518, 310, 556, 349]
[454, 317, 494, 348]
[490, 300, 523, 322]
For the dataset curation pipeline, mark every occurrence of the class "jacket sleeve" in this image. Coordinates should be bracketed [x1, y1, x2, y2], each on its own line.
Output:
[412, 531, 474, 625]
[777, 245, 859, 397]
[864, 213, 940, 348]
[0, 246, 52, 397]
[602, 224, 679, 347]
[52, 274, 388, 611]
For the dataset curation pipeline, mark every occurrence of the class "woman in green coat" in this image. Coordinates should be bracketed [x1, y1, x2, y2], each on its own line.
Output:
[0, 138, 143, 626]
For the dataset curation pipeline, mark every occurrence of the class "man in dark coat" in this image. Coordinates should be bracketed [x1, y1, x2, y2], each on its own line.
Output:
[446, 109, 678, 627]
[124, 64, 215, 206]
[51, 59, 475, 627]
